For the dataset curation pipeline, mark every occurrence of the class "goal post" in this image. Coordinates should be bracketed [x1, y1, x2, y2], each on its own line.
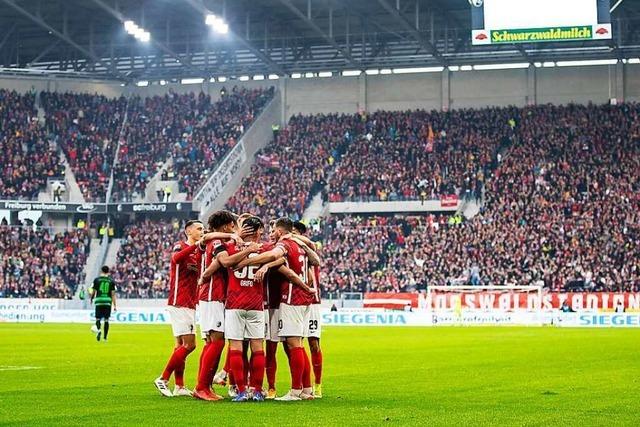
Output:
[426, 285, 544, 326]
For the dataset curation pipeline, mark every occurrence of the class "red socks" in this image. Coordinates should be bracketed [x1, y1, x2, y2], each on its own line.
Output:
[287, 347, 304, 390]
[229, 349, 246, 392]
[210, 339, 226, 383]
[224, 348, 235, 385]
[162, 346, 192, 385]
[196, 339, 225, 391]
[266, 341, 278, 389]
[175, 359, 186, 387]
[302, 348, 312, 389]
[242, 346, 250, 385]
[223, 347, 231, 372]
[196, 342, 210, 387]
[311, 350, 323, 385]
[249, 350, 266, 392]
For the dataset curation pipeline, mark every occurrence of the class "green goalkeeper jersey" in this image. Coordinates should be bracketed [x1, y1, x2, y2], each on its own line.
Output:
[93, 276, 116, 306]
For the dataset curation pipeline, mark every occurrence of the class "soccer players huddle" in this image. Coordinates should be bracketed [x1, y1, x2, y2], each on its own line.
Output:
[153, 211, 323, 402]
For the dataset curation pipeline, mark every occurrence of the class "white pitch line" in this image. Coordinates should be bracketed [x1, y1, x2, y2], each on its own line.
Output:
[0, 366, 42, 371]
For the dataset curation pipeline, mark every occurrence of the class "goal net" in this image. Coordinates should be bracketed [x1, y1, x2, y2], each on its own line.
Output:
[426, 285, 543, 326]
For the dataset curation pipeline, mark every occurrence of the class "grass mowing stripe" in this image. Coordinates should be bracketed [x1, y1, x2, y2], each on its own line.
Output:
[0, 324, 638, 426]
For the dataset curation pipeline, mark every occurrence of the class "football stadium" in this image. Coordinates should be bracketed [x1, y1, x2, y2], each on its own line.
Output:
[0, 0, 639, 425]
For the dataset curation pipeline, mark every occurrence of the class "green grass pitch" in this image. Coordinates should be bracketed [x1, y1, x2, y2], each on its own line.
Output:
[0, 324, 638, 426]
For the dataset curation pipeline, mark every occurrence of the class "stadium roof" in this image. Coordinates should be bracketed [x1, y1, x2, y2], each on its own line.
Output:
[1, 0, 640, 83]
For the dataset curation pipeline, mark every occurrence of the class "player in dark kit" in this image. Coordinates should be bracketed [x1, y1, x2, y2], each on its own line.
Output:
[90, 265, 116, 342]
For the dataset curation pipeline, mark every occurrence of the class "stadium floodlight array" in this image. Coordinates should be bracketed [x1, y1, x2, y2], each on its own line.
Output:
[124, 20, 150, 42]
[205, 14, 229, 34]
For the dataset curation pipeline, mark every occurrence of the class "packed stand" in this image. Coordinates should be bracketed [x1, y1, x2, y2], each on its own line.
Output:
[171, 86, 275, 198]
[112, 87, 274, 201]
[0, 90, 65, 199]
[319, 103, 640, 293]
[328, 108, 516, 202]
[40, 87, 273, 203]
[41, 92, 127, 202]
[226, 113, 366, 219]
[0, 226, 90, 298]
[112, 219, 183, 298]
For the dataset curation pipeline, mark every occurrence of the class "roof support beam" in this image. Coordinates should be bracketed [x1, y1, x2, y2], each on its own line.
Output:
[89, 0, 209, 77]
[377, 0, 446, 65]
[0, 0, 125, 79]
[279, 0, 362, 69]
[181, 0, 287, 75]
[0, 22, 17, 51]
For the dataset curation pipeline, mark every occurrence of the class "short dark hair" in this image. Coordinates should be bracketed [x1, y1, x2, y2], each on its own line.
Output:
[207, 211, 235, 231]
[185, 219, 203, 230]
[274, 217, 293, 232]
[293, 221, 307, 234]
[243, 216, 264, 233]
[101, 265, 110, 274]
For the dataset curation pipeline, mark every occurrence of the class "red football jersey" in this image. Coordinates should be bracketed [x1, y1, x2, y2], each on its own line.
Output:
[167, 241, 202, 309]
[199, 239, 226, 302]
[276, 238, 311, 306]
[223, 242, 265, 311]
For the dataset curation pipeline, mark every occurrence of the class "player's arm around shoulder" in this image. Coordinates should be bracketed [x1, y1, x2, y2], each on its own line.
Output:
[171, 242, 198, 264]
[254, 257, 286, 283]
[200, 257, 221, 282]
[277, 264, 313, 293]
[289, 237, 322, 266]
[234, 244, 286, 270]
[216, 241, 262, 268]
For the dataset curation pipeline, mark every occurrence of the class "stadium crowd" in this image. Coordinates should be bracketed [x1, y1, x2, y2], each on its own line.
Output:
[0, 90, 65, 200]
[112, 87, 274, 201]
[112, 219, 183, 298]
[104, 103, 640, 297]
[321, 104, 640, 293]
[226, 113, 364, 219]
[41, 91, 127, 202]
[6, 98, 639, 298]
[327, 108, 514, 203]
[41, 87, 273, 202]
[0, 226, 90, 298]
